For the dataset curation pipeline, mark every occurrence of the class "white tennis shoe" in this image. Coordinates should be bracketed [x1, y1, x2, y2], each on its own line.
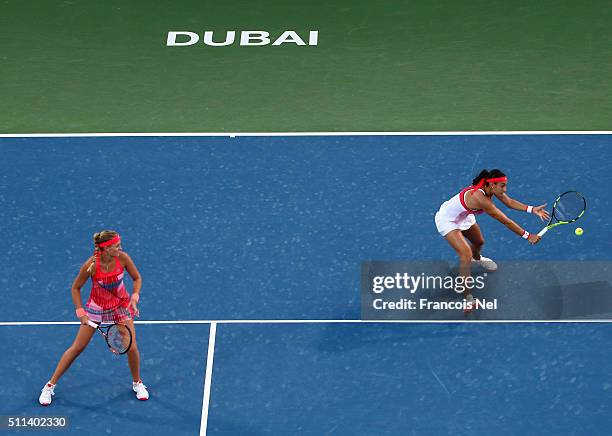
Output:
[463, 294, 476, 314]
[472, 255, 497, 272]
[39, 382, 55, 406]
[133, 380, 149, 401]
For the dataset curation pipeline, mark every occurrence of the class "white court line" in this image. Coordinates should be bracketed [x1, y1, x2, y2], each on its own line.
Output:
[200, 321, 217, 436]
[0, 131, 611, 138]
[0, 319, 611, 326]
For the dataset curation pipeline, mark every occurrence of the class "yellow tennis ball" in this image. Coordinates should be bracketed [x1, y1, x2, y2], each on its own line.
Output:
[575, 227, 584, 236]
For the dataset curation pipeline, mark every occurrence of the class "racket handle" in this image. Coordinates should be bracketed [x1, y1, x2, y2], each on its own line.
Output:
[87, 320, 99, 328]
[537, 227, 549, 237]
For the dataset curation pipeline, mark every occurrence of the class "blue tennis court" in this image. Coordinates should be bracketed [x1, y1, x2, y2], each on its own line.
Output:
[1, 134, 611, 435]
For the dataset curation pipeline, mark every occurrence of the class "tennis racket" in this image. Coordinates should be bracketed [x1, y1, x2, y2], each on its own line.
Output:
[87, 320, 133, 355]
[537, 191, 586, 237]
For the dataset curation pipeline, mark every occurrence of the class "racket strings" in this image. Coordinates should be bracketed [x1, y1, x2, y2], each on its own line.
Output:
[554, 192, 585, 222]
[106, 324, 132, 354]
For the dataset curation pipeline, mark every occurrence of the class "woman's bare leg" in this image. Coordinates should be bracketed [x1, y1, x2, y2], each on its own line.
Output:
[462, 223, 485, 260]
[123, 319, 141, 382]
[49, 324, 96, 384]
[444, 229, 474, 280]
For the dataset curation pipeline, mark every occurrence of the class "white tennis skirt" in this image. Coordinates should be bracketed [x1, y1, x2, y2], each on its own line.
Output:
[435, 211, 476, 237]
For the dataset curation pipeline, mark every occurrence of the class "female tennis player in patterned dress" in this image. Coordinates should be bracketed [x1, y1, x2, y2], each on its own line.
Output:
[435, 169, 549, 309]
[39, 231, 149, 405]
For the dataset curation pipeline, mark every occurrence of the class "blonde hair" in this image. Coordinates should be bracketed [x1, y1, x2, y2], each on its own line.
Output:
[87, 230, 119, 274]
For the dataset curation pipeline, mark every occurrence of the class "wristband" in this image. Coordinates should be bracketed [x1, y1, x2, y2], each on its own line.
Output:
[131, 293, 140, 302]
[526, 205, 533, 213]
[522, 230, 530, 239]
[75, 307, 87, 318]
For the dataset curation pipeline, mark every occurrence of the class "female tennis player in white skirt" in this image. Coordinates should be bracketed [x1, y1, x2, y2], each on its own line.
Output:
[435, 169, 548, 275]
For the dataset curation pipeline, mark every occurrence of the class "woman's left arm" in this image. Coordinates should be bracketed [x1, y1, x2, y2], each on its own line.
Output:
[121, 253, 142, 316]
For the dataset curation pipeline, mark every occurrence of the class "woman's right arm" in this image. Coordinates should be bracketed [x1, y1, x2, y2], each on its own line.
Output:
[71, 258, 93, 324]
[479, 199, 540, 244]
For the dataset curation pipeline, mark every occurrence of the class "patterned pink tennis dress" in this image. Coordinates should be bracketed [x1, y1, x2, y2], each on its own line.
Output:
[85, 256, 133, 324]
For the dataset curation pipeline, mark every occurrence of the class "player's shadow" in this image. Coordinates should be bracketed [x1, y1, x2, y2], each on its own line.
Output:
[43, 380, 200, 432]
[531, 281, 612, 319]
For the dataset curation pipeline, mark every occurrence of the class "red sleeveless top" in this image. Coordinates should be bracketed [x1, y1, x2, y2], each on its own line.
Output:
[89, 256, 129, 310]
